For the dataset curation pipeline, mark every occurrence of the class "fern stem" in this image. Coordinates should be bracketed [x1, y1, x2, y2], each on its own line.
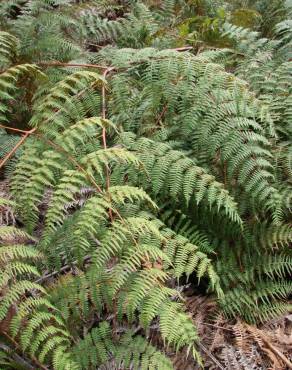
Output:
[102, 67, 115, 222]
[262, 341, 292, 369]
[199, 343, 225, 370]
[2, 332, 49, 370]
[203, 322, 233, 332]
[0, 343, 35, 370]
[155, 104, 168, 126]
[170, 46, 193, 52]
[35, 133, 103, 193]
[246, 325, 292, 369]
[37, 61, 109, 70]
[0, 124, 31, 134]
[35, 255, 91, 284]
[0, 128, 35, 170]
[36, 47, 192, 71]
[101, 67, 115, 125]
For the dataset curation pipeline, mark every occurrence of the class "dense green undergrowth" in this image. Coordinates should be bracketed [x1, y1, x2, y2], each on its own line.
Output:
[0, 1, 291, 369]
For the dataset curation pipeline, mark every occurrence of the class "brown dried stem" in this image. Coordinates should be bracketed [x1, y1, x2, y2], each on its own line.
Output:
[101, 67, 115, 222]
[37, 61, 109, 69]
[0, 128, 36, 170]
[2, 332, 49, 370]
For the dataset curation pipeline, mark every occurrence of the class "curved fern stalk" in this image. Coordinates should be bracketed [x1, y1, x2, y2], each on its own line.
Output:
[73, 187, 157, 251]
[81, 147, 142, 179]
[93, 216, 167, 269]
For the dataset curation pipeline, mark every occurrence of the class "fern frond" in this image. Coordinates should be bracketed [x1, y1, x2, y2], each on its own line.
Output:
[115, 332, 174, 370]
[71, 321, 113, 368]
[120, 135, 241, 224]
[159, 301, 199, 351]
[0, 31, 18, 69]
[0, 64, 45, 121]
[2, 6, 292, 367]
[30, 70, 105, 131]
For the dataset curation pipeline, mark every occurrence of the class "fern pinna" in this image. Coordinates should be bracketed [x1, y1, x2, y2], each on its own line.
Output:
[0, 1, 292, 369]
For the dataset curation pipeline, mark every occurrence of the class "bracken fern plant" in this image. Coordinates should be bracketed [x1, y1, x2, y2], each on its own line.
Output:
[0, 1, 291, 369]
